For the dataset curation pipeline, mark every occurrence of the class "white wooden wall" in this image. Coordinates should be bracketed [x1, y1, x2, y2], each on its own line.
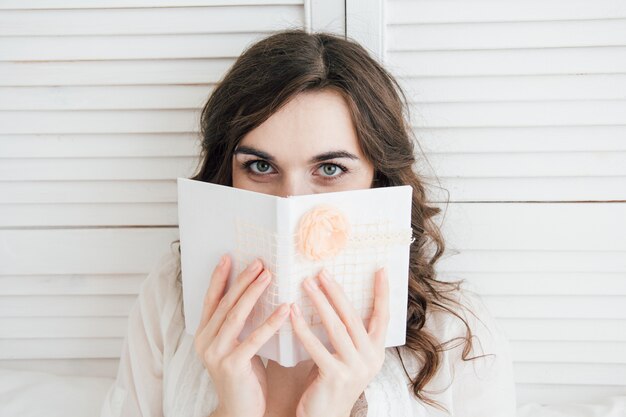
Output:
[0, 0, 346, 379]
[1, 0, 625, 408]
[346, 0, 626, 406]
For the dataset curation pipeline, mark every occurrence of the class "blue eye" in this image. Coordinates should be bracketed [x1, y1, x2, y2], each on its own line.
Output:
[320, 164, 341, 176]
[246, 160, 274, 174]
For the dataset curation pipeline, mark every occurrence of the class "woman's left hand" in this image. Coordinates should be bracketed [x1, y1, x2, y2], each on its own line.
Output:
[289, 268, 390, 417]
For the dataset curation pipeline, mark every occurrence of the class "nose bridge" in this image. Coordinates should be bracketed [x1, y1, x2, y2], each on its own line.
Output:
[280, 172, 312, 198]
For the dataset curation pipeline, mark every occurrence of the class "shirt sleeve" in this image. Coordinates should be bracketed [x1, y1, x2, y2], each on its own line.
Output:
[100, 250, 179, 417]
[447, 290, 518, 417]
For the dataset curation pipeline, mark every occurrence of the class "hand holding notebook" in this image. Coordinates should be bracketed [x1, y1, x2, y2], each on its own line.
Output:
[177, 178, 412, 367]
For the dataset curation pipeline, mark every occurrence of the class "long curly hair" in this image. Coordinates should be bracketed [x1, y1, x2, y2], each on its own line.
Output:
[172, 29, 490, 412]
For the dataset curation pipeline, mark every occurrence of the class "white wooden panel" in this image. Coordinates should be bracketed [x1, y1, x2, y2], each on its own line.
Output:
[0, 359, 119, 378]
[514, 363, 626, 386]
[0, 110, 199, 134]
[436, 203, 626, 251]
[0, 317, 127, 338]
[0, 0, 303, 8]
[408, 101, 626, 128]
[0, 275, 144, 295]
[0, 228, 180, 274]
[0, 6, 303, 35]
[0, 0, 317, 384]
[0, 33, 266, 61]
[0, 33, 265, 61]
[516, 384, 626, 407]
[1, 338, 124, 359]
[0, 295, 136, 317]
[415, 126, 626, 153]
[483, 296, 626, 320]
[388, 19, 626, 50]
[431, 177, 626, 202]
[511, 341, 626, 364]
[499, 319, 626, 342]
[0, 59, 234, 86]
[386, 47, 626, 76]
[443, 272, 626, 296]
[0, 180, 177, 204]
[402, 75, 626, 102]
[0, 87, 213, 110]
[423, 151, 626, 178]
[346, 0, 384, 60]
[0, 157, 198, 181]
[0, 203, 178, 227]
[436, 250, 626, 274]
[387, 1, 626, 24]
[0, 134, 200, 157]
[351, 0, 626, 404]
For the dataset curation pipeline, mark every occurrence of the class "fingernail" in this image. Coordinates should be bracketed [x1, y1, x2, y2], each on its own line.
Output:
[291, 303, 302, 316]
[258, 269, 271, 283]
[319, 269, 332, 284]
[247, 259, 261, 272]
[278, 303, 290, 316]
[218, 255, 226, 267]
[304, 277, 318, 292]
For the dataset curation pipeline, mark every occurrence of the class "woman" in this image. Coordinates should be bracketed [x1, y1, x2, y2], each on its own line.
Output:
[100, 29, 517, 417]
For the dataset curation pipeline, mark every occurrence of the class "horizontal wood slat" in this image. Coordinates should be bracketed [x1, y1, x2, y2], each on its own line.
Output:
[0, 228, 180, 274]
[0, 317, 128, 338]
[0, 110, 200, 134]
[514, 362, 626, 386]
[0, 0, 303, 9]
[387, 1, 626, 24]
[499, 319, 626, 342]
[516, 383, 626, 406]
[0, 358, 120, 378]
[388, 19, 626, 51]
[436, 202, 626, 251]
[0, 275, 144, 295]
[0, 5, 303, 36]
[1, 33, 266, 61]
[0, 59, 235, 86]
[0, 87, 214, 111]
[0, 180, 178, 204]
[446, 272, 626, 296]
[408, 101, 626, 128]
[0, 157, 199, 181]
[403, 74, 626, 102]
[386, 47, 626, 76]
[0, 134, 200, 157]
[0, 203, 179, 227]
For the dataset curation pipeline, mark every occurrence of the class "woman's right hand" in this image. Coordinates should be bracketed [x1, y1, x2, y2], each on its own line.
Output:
[194, 254, 291, 417]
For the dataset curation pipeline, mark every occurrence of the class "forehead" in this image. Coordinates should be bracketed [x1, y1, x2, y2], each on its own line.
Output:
[237, 89, 363, 161]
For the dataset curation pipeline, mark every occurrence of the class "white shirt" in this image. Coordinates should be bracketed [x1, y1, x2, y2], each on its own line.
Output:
[100, 246, 517, 417]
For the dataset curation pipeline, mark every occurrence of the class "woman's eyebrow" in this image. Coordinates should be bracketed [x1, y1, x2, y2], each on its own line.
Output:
[233, 146, 359, 163]
[309, 151, 359, 163]
[233, 146, 274, 162]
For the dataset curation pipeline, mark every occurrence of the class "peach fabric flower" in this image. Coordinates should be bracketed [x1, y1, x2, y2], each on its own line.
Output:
[296, 205, 350, 261]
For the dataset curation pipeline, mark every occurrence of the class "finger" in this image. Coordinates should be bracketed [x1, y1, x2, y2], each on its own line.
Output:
[289, 302, 337, 371]
[303, 275, 356, 360]
[232, 303, 291, 362]
[318, 269, 369, 351]
[367, 268, 390, 348]
[196, 254, 231, 336]
[213, 268, 274, 352]
[198, 258, 264, 342]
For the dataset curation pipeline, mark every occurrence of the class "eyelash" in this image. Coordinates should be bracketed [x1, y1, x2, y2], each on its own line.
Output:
[240, 160, 350, 182]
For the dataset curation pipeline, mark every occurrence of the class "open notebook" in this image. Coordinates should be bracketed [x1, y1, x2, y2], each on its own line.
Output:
[177, 178, 413, 367]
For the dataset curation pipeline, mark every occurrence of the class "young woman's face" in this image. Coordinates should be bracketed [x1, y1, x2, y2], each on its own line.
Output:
[232, 89, 375, 197]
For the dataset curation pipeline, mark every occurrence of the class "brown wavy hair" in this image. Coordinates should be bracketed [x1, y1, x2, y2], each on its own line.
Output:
[172, 29, 491, 412]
